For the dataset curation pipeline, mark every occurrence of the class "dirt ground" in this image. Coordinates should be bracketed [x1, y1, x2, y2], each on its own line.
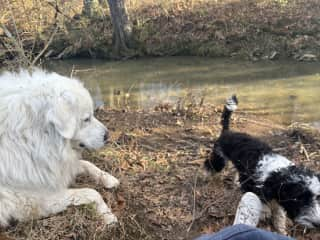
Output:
[2, 103, 320, 240]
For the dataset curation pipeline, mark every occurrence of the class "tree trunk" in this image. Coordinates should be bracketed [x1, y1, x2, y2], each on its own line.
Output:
[107, 0, 134, 58]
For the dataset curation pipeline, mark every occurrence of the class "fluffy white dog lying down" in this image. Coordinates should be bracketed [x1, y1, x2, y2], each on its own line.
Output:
[0, 69, 120, 227]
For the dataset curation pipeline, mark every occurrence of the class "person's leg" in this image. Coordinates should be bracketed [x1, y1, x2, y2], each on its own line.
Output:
[194, 224, 294, 240]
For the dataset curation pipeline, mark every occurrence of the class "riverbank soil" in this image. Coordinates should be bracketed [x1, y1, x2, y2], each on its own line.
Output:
[1, 0, 320, 65]
[3, 104, 320, 240]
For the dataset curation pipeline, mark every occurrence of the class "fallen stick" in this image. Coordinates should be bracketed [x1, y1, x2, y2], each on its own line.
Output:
[187, 171, 199, 233]
[300, 143, 310, 161]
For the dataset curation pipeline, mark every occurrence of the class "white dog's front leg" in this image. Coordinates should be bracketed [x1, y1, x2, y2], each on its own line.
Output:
[43, 188, 118, 225]
[80, 160, 120, 189]
[1, 188, 118, 226]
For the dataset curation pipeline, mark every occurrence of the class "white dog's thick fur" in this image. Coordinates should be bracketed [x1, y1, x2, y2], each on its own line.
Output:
[0, 69, 120, 227]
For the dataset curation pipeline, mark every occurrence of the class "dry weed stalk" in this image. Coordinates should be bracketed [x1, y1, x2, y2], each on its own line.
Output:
[0, 0, 60, 68]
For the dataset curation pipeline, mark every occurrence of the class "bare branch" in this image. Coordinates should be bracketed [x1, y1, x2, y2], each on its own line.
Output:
[0, 23, 31, 66]
[31, 24, 59, 66]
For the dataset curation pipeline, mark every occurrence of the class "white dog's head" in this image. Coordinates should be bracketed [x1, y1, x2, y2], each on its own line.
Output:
[46, 76, 108, 150]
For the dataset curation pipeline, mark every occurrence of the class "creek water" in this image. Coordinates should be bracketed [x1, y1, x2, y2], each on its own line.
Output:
[47, 57, 320, 126]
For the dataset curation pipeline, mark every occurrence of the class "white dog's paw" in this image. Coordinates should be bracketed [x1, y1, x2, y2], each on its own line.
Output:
[103, 213, 118, 225]
[100, 172, 120, 189]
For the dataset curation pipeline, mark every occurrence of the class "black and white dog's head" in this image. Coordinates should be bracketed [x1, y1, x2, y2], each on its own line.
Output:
[204, 95, 320, 229]
[263, 165, 320, 228]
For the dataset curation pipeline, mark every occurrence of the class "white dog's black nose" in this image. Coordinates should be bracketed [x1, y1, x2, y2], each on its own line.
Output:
[104, 130, 109, 143]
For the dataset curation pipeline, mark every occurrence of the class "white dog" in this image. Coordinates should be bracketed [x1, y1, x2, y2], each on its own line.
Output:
[0, 69, 120, 227]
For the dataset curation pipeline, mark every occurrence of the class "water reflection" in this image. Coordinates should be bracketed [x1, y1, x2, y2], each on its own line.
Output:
[46, 57, 320, 125]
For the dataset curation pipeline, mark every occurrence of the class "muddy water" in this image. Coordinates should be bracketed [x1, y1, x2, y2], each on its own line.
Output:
[47, 57, 320, 125]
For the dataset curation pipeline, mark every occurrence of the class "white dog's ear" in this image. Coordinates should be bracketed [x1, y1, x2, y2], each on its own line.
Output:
[47, 91, 78, 139]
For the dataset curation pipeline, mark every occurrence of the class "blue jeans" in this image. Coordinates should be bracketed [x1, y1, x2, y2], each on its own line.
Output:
[195, 224, 294, 240]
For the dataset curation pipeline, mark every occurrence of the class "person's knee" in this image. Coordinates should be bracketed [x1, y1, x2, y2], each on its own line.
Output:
[194, 224, 294, 240]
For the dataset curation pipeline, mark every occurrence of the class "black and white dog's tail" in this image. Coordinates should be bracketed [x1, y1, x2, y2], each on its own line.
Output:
[221, 94, 238, 132]
[204, 95, 238, 173]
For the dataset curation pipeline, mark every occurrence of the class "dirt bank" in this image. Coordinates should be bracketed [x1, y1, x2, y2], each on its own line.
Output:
[2, 103, 320, 240]
[1, 0, 320, 66]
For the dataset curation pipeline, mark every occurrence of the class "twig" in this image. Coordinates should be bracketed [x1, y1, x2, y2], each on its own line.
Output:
[299, 136, 310, 161]
[187, 171, 199, 233]
[70, 66, 98, 78]
[187, 159, 205, 166]
[54, 46, 72, 60]
[239, 117, 286, 130]
[31, 0, 60, 66]
[140, 144, 157, 152]
[0, 23, 13, 38]
[46, 0, 71, 20]
[70, 64, 76, 78]
[189, 195, 229, 224]
[31, 24, 59, 66]
[72, 68, 97, 73]
[129, 215, 149, 237]
[0, 23, 31, 65]
[301, 145, 310, 161]
[45, 0, 92, 37]
[8, 4, 24, 52]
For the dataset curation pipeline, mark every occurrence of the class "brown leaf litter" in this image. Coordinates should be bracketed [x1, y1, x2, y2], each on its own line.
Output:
[2, 104, 320, 240]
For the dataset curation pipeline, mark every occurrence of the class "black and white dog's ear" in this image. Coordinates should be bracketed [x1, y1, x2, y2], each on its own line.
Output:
[204, 146, 227, 173]
[273, 182, 311, 216]
[47, 91, 78, 139]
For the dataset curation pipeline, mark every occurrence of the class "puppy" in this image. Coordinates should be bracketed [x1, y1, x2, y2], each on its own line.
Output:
[0, 69, 119, 227]
[205, 95, 320, 233]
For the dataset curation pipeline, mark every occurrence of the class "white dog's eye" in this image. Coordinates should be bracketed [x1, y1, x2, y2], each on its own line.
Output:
[84, 117, 91, 122]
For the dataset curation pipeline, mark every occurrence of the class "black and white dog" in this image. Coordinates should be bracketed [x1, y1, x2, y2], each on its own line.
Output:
[205, 95, 320, 233]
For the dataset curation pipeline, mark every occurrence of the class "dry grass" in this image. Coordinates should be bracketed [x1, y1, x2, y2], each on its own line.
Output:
[0, 0, 276, 33]
[0, 0, 80, 27]
[1, 0, 320, 65]
[0, 0, 76, 67]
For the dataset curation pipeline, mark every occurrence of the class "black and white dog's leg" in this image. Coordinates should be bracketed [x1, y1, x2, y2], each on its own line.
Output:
[79, 160, 120, 189]
[233, 192, 263, 227]
[270, 201, 287, 235]
[233, 171, 240, 186]
[204, 146, 227, 174]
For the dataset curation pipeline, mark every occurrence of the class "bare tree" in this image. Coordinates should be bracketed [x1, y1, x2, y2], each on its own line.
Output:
[82, 0, 135, 58]
[107, 0, 134, 58]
